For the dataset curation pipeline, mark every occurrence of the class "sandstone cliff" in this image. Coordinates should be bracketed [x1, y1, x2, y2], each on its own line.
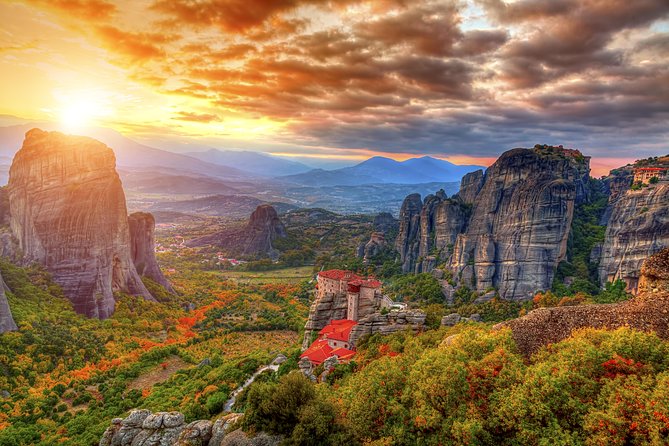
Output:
[598, 182, 669, 293]
[348, 310, 426, 347]
[7, 129, 155, 319]
[454, 169, 484, 204]
[188, 205, 287, 259]
[128, 212, 175, 293]
[502, 248, 669, 356]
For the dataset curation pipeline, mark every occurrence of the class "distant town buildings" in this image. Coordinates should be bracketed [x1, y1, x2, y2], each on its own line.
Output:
[634, 167, 667, 185]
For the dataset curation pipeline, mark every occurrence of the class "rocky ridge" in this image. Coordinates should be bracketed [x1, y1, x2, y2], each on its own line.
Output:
[501, 248, 669, 356]
[6, 129, 161, 318]
[348, 310, 426, 346]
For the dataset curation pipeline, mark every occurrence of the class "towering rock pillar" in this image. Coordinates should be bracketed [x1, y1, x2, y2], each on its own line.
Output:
[7, 129, 155, 319]
[128, 212, 175, 293]
[0, 274, 17, 333]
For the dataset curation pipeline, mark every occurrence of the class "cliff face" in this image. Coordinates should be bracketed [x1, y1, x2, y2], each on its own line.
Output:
[451, 148, 590, 300]
[7, 129, 155, 319]
[394, 193, 422, 272]
[0, 273, 17, 333]
[128, 212, 174, 293]
[598, 183, 669, 293]
[395, 191, 468, 273]
[395, 146, 591, 300]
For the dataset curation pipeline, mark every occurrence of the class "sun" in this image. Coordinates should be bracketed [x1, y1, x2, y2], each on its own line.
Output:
[55, 90, 113, 133]
[59, 100, 97, 132]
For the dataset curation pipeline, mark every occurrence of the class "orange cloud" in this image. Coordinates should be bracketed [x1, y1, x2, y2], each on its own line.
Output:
[25, 0, 116, 21]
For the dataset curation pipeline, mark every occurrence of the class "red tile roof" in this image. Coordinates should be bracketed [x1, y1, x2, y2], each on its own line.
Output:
[330, 347, 356, 361]
[300, 339, 332, 365]
[318, 269, 362, 281]
[318, 319, 357, 342]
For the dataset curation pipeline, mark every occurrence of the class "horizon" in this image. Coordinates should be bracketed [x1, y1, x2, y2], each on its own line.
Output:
[1, 1, 668, 178]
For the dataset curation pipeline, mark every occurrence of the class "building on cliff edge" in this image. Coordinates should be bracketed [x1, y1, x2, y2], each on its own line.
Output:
[634, 167, 667, 184]
[316, 269, 389, 321]
[301, 270, 392, 366]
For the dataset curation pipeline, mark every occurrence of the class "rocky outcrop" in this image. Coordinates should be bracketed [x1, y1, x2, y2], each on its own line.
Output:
[395, 191, 469, 273]
[302, 292, 348, 349]
[394, 193, 423, 272]
[0, 273, 17, 333]
[348, 310, 426, 347]
[501, 248, 669, 356]
[128, 212, 174, 293]
[360, 232, 386, 263]
[188, 205, 287, 259]
[598, 183, 669, 294]
[450, 147, 590, 300]
[7, 129, 155, 319]
[455, 169, 484, 205]
[99, 410, 246, 446]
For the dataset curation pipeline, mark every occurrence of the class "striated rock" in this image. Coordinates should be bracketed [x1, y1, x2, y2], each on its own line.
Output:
[188, 205, 287, 259]
[0, 273, 17, 333]
[395, 191, 468, 273]
[394, 193, 423, 272]
[8, 129, 155, 319]
[450, 147, 590, 300]
[455, 169, 485, 205]
[500, 248, 669, 356]
[598, 183, 669, 294]
[348, 310, 426, 347]
[128, 212, 174, 293]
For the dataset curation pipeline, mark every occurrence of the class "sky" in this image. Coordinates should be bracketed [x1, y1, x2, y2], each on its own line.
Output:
[0, 0, 668, 176]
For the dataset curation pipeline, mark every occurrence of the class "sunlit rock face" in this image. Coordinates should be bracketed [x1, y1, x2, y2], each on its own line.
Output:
[598, 182, 669, 294]
[128, 212, 174, 294]
[7, 129, 154, 319]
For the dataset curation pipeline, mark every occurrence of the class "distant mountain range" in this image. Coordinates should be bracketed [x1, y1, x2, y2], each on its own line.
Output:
[280, 156, 485, 186]
[184, 149, 312, 176]
[0, 118, 486, 192]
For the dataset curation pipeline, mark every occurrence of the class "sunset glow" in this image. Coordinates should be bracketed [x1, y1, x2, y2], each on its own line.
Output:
[0, 1, 668, 168]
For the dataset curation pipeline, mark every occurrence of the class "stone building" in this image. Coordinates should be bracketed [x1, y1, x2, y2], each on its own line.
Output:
[634, 167, 667, 184]
[315, 269, 387, 321]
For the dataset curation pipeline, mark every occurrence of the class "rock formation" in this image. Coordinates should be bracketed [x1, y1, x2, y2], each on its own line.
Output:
[348, 310, 426, 346]
[395, 145, 591, 300]
[128, 212, 175, 293]
[99, 410, 249, 446]
[394, 193, 423, 272]
[188, 205, 287, 259]
[454, 169, 484, 204]
[501, 248, 669, 356]
[0, 273, 17, 333]
[451, 147, 590, 300]
[360, 232, 386, 263]
[7, 129, 155, 319]
[598, 183, 669, 294]
[373, 212, 397, 233]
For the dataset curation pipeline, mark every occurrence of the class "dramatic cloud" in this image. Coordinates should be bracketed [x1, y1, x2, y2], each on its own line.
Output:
[6, 0, 669, 172]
